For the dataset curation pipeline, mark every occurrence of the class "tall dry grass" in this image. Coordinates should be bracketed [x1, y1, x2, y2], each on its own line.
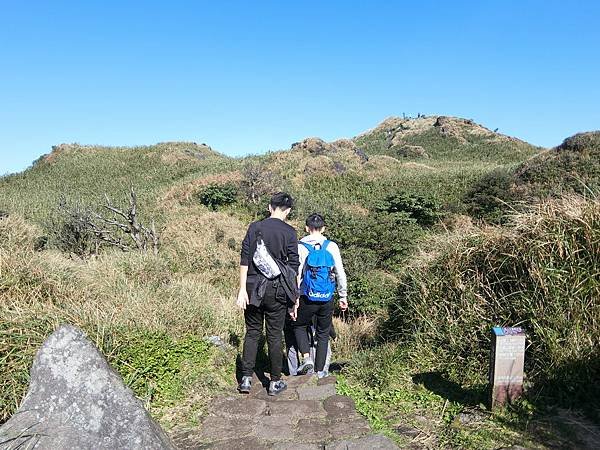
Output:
[0, 212, 244, 423]
[387, 195, 600, 416]
[331, 316, 378, 360]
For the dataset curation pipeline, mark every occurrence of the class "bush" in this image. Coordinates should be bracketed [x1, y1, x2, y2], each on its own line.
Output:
[111, 330, 212, 406]
[49, 201, 100, 257]
[377, 192, 442, 227]
[198, 183, 238, 210]
[464, 167, 517, 222]
[240, 161, 280, 204]
[323, 208, 424, 271]
[346, 271, 397, 316]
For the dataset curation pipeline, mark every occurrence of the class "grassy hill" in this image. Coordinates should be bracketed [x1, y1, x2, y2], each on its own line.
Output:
[466, 131, 600, 221]
[0, 142, 236, 224]
[1, 117, 598, 448]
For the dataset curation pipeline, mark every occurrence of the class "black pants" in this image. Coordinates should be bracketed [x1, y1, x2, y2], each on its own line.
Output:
[241, 280, 287, 381]
[293, 296, 334, 372]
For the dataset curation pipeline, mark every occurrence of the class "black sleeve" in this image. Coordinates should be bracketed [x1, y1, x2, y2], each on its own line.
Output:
[287, 227, 300, 274]
[240, 223, 254, 266]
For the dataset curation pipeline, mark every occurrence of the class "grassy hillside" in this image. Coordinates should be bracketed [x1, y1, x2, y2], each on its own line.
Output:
[1, 117, 598, 448]
[466, 131, 600, 221]
[0, 142, 236, 224]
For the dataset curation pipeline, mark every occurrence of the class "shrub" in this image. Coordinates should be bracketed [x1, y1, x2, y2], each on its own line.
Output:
[48, 201, 100, 257]
[323, 208, 424, 271]
[464, 167, 517, 222]
[377, 192, 442, 227]
[47, 189, 161, 257]
[346, 271, 397, 317]
[240, 161, 280, 204]
[198, 183, 238, 209]
[111, 330, 212, 406]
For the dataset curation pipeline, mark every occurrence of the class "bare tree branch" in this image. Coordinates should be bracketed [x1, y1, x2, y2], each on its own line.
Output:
[57, 187, 160, 256]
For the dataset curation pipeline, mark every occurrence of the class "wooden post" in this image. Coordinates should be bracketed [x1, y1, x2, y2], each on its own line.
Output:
[489, 326, 526, 409]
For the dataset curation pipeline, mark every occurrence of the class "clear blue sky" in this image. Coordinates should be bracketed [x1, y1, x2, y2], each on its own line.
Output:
[1, 0, 599, 175]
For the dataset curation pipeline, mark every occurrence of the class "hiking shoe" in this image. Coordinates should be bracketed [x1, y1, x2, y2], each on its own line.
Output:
[268, 380, 288, 396]
[317, 370, 329, 379]
[238, 376, 252, 394]
[297, 357, 314, 375]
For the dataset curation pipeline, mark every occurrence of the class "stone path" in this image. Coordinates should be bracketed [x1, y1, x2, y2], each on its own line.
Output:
[172, 373, 399, 449]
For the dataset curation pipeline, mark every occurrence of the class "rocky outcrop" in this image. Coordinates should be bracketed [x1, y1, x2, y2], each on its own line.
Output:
[330, 139, 357, 153]
[0, 325, 174, 450]
[433, 116, 468, 142]
[392, 144, 429, 159]
[292, 138, 366, 164]
[292, 138, 336, 155]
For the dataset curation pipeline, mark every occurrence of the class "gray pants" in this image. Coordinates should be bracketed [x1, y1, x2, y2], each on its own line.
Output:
[286, 325, 331, 375]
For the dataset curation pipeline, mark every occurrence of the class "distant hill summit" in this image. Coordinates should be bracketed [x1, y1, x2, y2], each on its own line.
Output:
[358, 115, 520, 143]
[34, 141, 225, 167]
[354, 115, 538, 163]
[254, 116, 540, 187]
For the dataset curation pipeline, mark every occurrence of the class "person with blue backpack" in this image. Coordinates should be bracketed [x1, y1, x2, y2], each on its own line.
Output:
[292, 213, 348, 378]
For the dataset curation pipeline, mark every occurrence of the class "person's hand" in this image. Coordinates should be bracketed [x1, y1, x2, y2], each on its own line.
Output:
[339, 297, 348, 312]
[236, 288, 249, 310]
[290, 298, 300, 321]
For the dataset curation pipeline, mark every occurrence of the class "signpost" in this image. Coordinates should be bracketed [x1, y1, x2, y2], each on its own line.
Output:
[489, 327, 526, 409]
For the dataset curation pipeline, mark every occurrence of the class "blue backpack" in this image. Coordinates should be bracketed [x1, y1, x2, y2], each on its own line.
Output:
[300, 240, 336, 302]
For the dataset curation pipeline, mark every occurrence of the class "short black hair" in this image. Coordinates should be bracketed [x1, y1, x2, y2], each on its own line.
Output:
[270, 192, 294, 210]
[306, 213, 325, 230]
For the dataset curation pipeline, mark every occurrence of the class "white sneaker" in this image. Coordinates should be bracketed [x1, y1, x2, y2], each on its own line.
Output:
[297, 357, 314, 375]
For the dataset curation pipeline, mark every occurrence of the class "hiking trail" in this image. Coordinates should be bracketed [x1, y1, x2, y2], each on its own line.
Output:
[172, 373, 399, 449]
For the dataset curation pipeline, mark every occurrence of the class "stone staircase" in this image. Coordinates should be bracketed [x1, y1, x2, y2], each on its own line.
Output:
[172, 373, 398, 449]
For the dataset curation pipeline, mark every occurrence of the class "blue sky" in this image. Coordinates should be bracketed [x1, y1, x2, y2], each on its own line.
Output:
[1, 0, 599, 175]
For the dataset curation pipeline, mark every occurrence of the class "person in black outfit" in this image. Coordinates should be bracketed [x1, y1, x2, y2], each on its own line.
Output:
[237, 192, 299, 396]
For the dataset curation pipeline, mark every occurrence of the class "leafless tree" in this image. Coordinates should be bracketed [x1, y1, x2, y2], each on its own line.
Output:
[56, 187, 160, 257]
[240, 161, 280, 204]
[94, 187, 160, 254]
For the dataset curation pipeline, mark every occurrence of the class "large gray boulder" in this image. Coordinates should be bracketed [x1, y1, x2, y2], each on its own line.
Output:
[0, 325, 174, 450]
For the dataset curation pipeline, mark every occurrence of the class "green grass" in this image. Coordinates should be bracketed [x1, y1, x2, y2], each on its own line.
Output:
[0, 213, 241, 424]
[0, 142, 237, 225]
[337, 344, 588, 449]
[355, 126, 539, 163]
[466, 131, 600, 221]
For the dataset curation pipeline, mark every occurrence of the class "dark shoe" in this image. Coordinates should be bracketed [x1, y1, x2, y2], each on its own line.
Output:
[238, 376, 252, 394]
[268, 380, 288, 396]
[297, 357, 314, 375]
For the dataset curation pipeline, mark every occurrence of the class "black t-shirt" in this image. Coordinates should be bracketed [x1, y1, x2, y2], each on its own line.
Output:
[240, 217, 299, 278]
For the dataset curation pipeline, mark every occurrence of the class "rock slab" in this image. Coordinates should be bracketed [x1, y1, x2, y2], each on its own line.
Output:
[0, 324, 174, 450]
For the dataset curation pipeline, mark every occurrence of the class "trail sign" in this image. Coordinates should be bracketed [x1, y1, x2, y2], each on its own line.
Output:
[489, 327, 526, 408]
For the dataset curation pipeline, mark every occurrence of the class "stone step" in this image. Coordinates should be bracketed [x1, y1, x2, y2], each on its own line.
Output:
[171, 373, 400, 449]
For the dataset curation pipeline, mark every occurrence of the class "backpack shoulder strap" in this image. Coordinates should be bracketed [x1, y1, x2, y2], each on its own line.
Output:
[321, 240, 331, 251]
[300, 241, 315, 252]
